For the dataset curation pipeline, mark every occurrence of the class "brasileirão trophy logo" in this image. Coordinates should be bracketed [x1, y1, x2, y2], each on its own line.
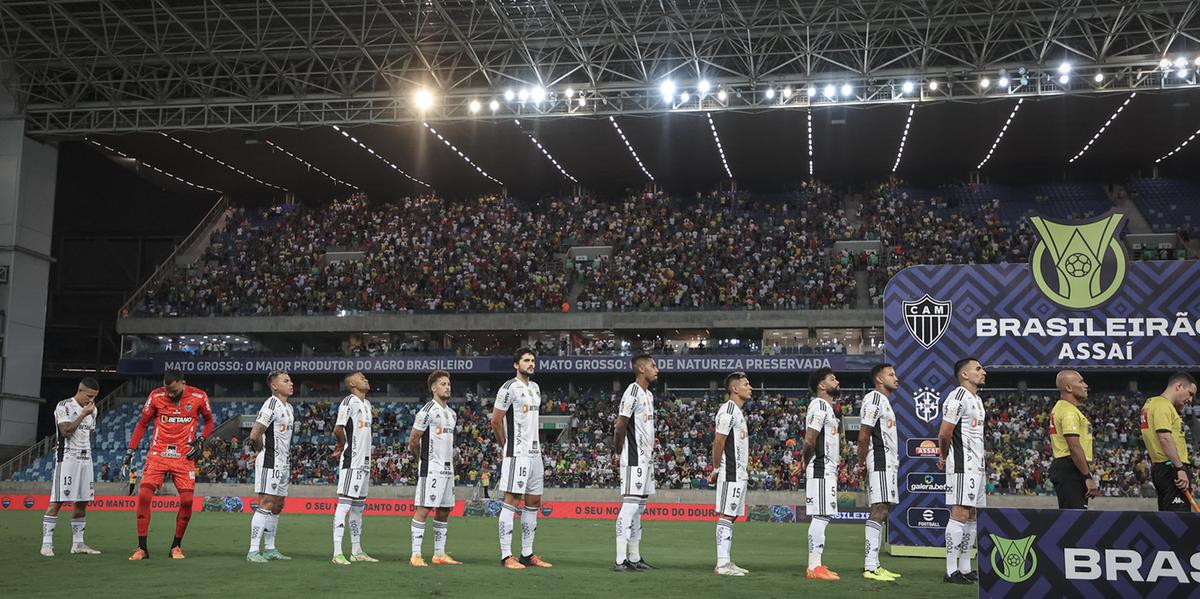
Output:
[1028, 213, 1127, 310]
[989, 534, 1039, 583]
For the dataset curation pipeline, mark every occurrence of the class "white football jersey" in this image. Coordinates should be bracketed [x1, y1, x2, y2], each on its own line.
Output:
[715, 400, 749, 482]
[335, 394, 372, 470]
[494, 377, 541, 458]
[943, 386, 986, 474]
[618, 382, 656, 468]
[860, 390, 899, 471]
[805, 397, 840, 479]
[254, 396, 295, 470]
[412, 399, 457, 477]
[54, 398, 96, 458]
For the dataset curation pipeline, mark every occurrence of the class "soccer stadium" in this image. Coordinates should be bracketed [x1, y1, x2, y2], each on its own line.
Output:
[1, 2, 1199, 598]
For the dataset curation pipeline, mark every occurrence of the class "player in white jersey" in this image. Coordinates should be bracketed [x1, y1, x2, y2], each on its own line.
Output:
[938, 357, 988, 585]
[797, 367, 843, 581]
[407, 370, 464, 567]
[612, 354, 659, 572]
[246, 370, 296, 562]
[709, 372, 752, 577]
[331, 371, 377, 565]
[855, 364, 903, 581]
[490, 347, 552, 569]
[41, 378, 101, 557]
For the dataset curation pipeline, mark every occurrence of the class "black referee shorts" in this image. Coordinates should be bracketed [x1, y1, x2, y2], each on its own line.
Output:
[1151, 462, 1191, 512]
[1049, 457, 1088, 509]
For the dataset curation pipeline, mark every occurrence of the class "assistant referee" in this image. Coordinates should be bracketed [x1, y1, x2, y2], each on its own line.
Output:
[1140, 372, 1197, 512]
[1049, 370, 1098, 509]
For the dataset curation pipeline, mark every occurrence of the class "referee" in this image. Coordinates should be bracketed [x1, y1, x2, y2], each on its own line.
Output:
[1140, 372, 1197, 512]
[1049, 370, 1098, 509]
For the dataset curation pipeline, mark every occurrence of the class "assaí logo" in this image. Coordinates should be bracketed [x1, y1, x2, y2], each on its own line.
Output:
[1028, 213, 1127, 310]
[990, 534, 1038, 583]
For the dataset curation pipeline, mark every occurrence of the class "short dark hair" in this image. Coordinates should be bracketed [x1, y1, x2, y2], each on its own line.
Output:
[1168, 371, 1197, 388]
[954, 358, 979, 380]
[808, 367, 835, 394]
[267, 370, 289, 384]
[632, 353, 654, 370]
[869, 363, 893, 386]
[428, 369, 450, 389]
[79, 377, 100, 391]
[724, 372, 747, 394]
[513, 346, 536, 365]
[163, 369, 185, 385]
[343, 371, 364, 387]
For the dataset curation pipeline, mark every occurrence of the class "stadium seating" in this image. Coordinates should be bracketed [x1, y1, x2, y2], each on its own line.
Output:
[1127, 178, 1200, 235]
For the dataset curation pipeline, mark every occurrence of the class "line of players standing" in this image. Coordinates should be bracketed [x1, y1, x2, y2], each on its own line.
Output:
[37, 350, 1197, 584]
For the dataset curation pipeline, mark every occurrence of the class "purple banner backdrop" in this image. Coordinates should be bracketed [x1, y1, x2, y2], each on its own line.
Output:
[979, 508, 1200, 598]
[118, 353, 860, 375]
[885, 259, 1200, 550]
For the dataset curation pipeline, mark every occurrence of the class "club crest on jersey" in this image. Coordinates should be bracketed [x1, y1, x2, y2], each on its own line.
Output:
[914, 387, 941, 423]
[903, 294, 952, 349]
[184, 403, 192, 411]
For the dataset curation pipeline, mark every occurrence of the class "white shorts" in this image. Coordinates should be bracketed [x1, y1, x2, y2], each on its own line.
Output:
[620, 464, 656, 496]
[50, 456, 94, 503]
[416, 474, 455, 508]
[499, 456, 544, 496]
[805, 477, 839, 516]
[945, 471, 987, 507]
[867, 469, 899, 505]
[254, 466, 291, 497]
[715, 479, 748, 518]
[337, 467, 370, 499]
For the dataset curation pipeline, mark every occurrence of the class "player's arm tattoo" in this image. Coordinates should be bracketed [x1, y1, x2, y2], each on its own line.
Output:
[937, 420, 956, 462]
[247, 422, 267, 452]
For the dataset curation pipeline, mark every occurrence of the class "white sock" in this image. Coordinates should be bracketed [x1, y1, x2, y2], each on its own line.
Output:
[349, 501, 365, 554]
[41, 514, 57, 547]
[945, 519, 965, 576]
[432, 520, 448, 555]
[959, 520, 977, 574]
[629, 499, 646, 562]
[71, 517, 86, 545]
[249, 508, 270, 552]
[411, 520, 426, 555]
[521, 506, 539, 556]
[616, 500, 639, 563]
[715, 518, 733, 566]
[333, 499, 351, 556]
[263, 513, 278, 551]
[808, 516, 829, 569]
[498, 503, 517, 559]
[865, 519, 883, 570]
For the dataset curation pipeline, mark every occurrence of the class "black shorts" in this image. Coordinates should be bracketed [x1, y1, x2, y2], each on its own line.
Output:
[1151, 462, 1191, 512]
[1049, 457, 1088, 509]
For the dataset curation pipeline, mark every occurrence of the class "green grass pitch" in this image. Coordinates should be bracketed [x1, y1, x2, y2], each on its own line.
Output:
[2, 511, 976, 598]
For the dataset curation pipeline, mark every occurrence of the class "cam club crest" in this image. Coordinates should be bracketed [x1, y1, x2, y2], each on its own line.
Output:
[914, 387, 941, 423]
[903, 294, 953, 349]
[1029, 212, 1127, 310]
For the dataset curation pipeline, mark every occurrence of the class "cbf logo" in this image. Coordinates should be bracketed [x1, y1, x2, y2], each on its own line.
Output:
[990, 534, 1038, 583]
[914, 387, 940, 423]
[1029, 213, 1127, 310]
[903, 295, 952, 349]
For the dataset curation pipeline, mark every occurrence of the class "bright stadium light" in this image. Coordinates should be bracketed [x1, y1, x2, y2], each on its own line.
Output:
[518, 88, 529, 102]
[531, 86, 546, 103]
[1058, 62, 1072, 74]
[765, 87, 776, 100]
[577, 96, 586, 107]
[1059, 74, 1070, 85]
[564, 87, 575, 98]
[504, 89, 515, 102]
[698, 80, 712, 94]
[980, 77, 991, 89]
[998, 76, 1010, 87]
[1195, 56, 1200, 67]
[1160, 58, 1172, 69]
[782, 86, 793, 98]
[717, 89, 728, 101]
[468, 100, 481, 114]
[1094, 72, 1105, 83]
[489, 99, 500, 112]
[413, 88, 434, 111]
[840, 83, 853, 97]
[660, 80, 676, 101]
[901, 81, 914, 94]
[1178, 68, 1191, 79]
[807, 85, 817, 98]
[1174, 57, 1188, 69]
[680, 91, 691, 103]
[823, 84, 836, 98]
[929, 80, 939, 91]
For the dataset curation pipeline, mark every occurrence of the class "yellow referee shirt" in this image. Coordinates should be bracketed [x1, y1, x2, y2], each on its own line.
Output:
[1050, 400, 1092, 461]
[1140, 395, 1189, 464]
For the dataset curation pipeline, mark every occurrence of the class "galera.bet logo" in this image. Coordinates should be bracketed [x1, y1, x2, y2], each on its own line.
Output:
[1029, 213, 1127, 310]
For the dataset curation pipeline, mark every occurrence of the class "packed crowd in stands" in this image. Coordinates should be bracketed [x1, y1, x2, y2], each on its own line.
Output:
[189, 390, 1193, 498]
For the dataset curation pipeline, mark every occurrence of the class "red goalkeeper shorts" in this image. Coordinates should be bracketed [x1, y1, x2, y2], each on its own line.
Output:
[141, 457, 196, 493]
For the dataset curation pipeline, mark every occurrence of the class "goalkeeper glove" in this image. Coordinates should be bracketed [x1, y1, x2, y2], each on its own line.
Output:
[121, 448, 134, 476]
[186, 437, 204, 461]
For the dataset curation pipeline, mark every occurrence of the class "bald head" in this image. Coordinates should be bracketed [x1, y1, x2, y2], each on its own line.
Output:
[1056, 369, 1088, 403]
